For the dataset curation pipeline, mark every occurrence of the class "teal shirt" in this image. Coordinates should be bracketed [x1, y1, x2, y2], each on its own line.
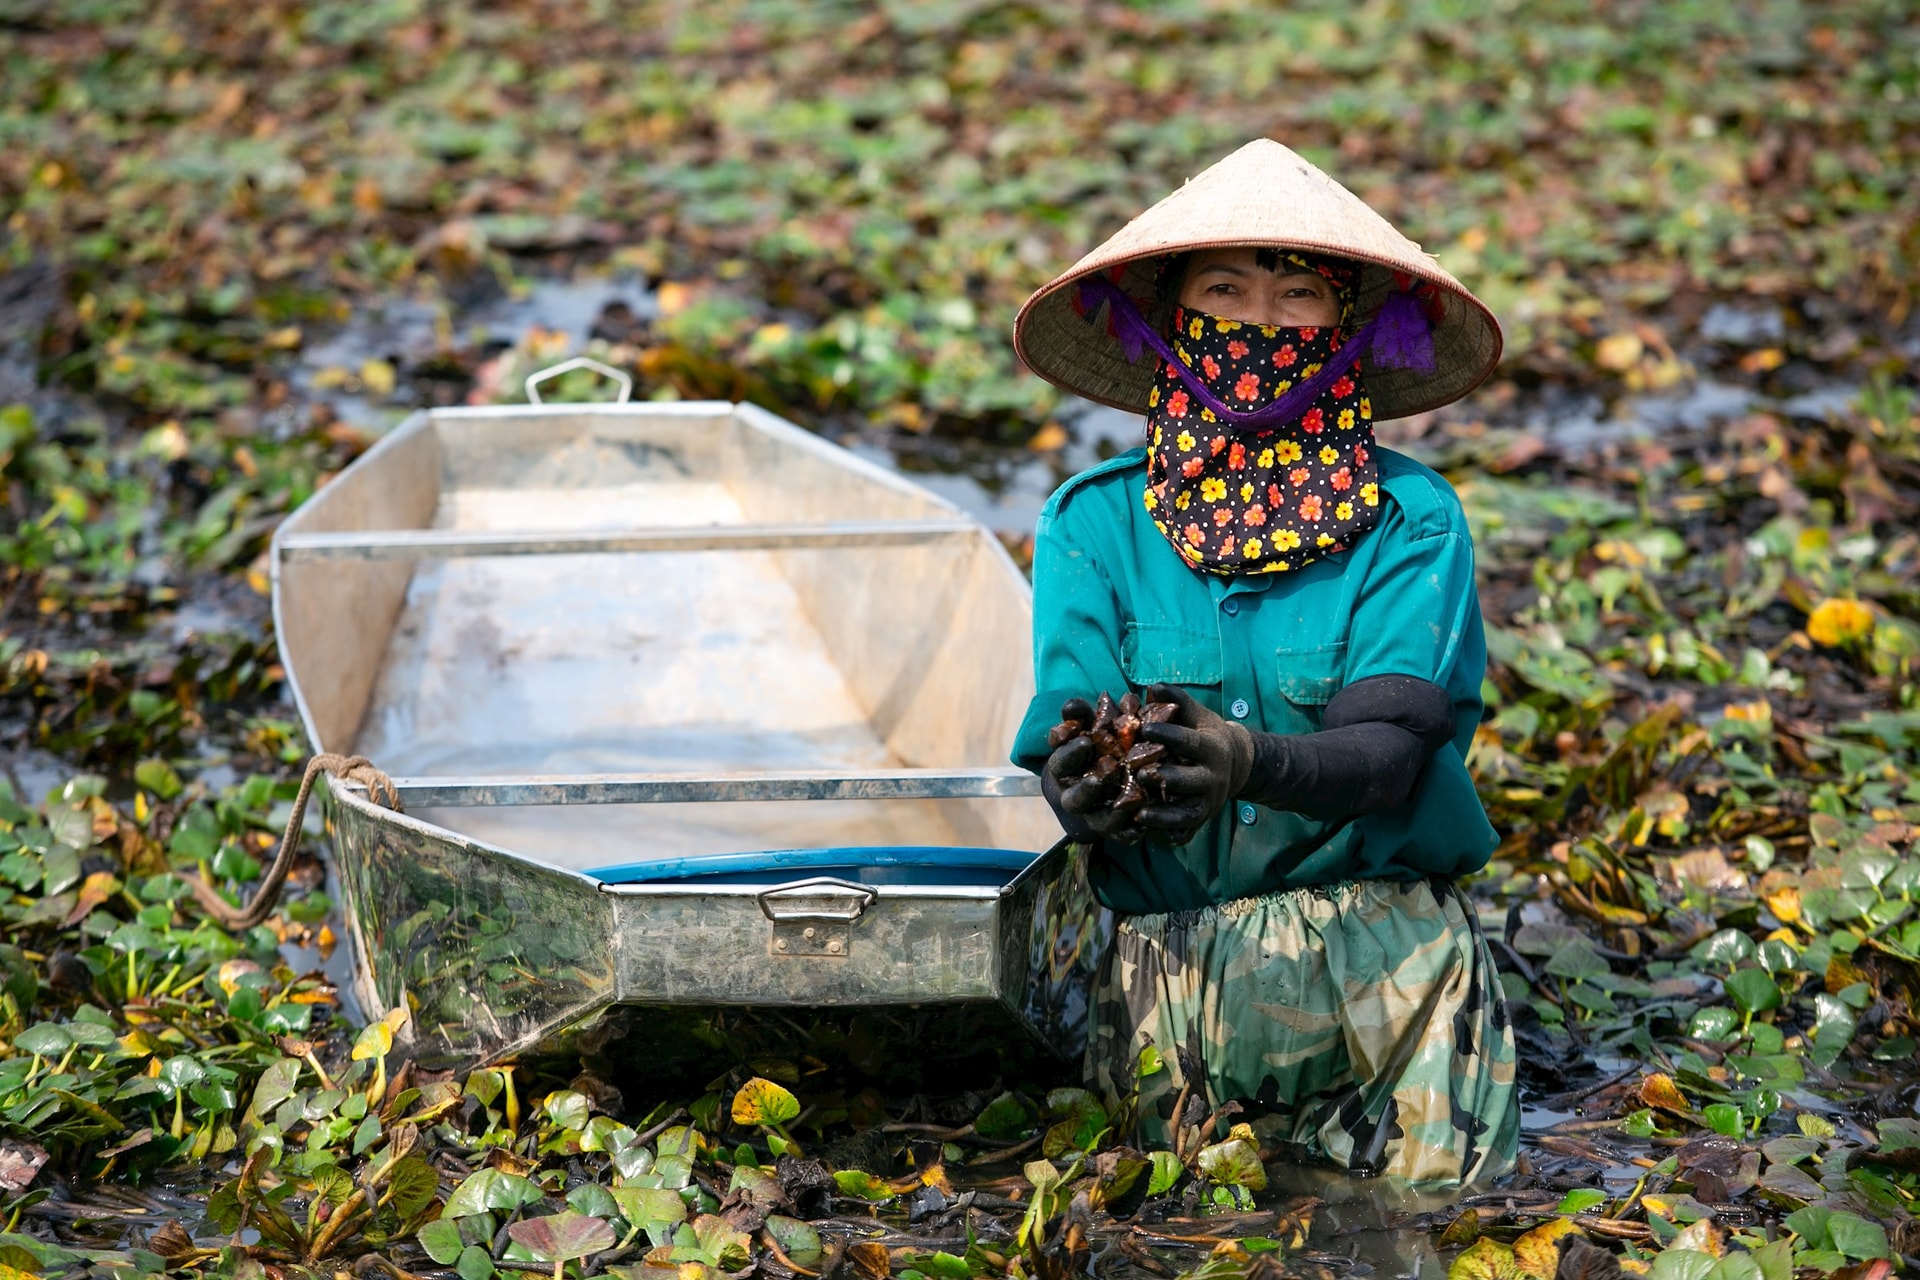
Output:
[1011, 446, 1498, 914]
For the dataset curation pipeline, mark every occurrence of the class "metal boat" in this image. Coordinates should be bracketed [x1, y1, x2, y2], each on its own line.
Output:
[271, 366, 1108, 1067]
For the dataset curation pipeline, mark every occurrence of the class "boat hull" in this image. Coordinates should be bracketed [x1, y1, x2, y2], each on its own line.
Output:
[280, 400, 1108, 1067]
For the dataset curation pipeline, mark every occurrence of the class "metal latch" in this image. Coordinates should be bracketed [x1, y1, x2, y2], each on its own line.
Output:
[758, 877, 875, 958]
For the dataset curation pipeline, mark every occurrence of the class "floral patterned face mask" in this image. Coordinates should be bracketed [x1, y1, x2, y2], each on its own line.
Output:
[1143, 255, 1380, 575]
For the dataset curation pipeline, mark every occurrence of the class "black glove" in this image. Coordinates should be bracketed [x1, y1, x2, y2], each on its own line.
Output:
[1041, 698, 1145, 844]
[1134, 684, 1254, 843]
[1239, 674, 1455, 817]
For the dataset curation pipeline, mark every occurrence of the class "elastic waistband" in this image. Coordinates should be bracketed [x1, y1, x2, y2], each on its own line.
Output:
[1118, 877, 1373, 932]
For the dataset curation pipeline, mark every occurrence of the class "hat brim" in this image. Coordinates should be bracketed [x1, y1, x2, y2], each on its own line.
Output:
[1011, 142, 1504, 421]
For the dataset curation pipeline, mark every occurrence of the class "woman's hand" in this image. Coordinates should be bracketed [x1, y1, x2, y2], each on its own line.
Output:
[1042, 698, 1145, 843]
[1135, 684, 1254, 842]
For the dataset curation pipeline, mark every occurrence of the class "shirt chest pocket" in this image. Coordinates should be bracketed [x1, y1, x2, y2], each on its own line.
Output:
[1121, 623, 1223, 687]
[1274, 642, 1347, 719]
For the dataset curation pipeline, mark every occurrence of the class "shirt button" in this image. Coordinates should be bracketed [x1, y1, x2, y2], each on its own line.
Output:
[1238, 803, 1258, 825]
[1230, 698, 1250, 718]
[1221, 598, 1240, 617]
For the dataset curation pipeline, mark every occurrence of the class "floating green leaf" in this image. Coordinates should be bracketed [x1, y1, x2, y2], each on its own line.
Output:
[764, 1216, 823, 1267]
[507, 1211, 616, 1263]
[1194, 1137, 1266, 1191]
[610, 1185, 686, 1230]
[831, 1170, 893, 1202]
[1723, 968, 1781, 1017]
[730, 1077, 799, 1128]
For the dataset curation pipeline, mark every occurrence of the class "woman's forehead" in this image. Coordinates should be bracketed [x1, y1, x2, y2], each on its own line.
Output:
[1186, 247, 1328, 279]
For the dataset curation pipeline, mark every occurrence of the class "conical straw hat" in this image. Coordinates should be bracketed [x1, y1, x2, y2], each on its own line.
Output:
[1013, 139, 1502, 421]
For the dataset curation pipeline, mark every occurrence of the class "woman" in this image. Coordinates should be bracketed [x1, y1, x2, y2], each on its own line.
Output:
[1009, 140, 1518, 1184]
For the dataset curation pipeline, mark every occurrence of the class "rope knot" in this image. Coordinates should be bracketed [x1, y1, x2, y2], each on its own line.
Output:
[191, 753, 401, 929]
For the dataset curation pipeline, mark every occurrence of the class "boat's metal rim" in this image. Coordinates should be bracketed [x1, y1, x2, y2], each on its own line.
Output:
[324, 779, 1018, 903]
[340, 767, 1042, 808]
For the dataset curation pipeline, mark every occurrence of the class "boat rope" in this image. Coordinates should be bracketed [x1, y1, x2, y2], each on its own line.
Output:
[189, 753, 401, 930]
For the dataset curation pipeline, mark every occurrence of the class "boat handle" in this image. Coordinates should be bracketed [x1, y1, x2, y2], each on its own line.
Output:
[757, 877, 877, 923]
[525, 356, 634, 405]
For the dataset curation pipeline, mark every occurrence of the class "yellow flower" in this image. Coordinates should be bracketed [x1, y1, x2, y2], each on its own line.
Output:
[1256, 448, 1275, 467]
[1336, 501, 1354, 520]
[1302, 362, 1322, 377]
[1215, 317, 1241, 332]
[1189, 317, 1204, 339]
[1359, 397, 1373, 419]
[1144, 489, 1158, 510]
[1200, 407, 1217, 423]
[1806, 598, 1875, 647]
[1319, 445, 1339, 464]
[1276, 529, 1301, 550]
[1275, 379, 1293, 394]
[1360, 482, 1380, 507]
[1259, 325, 1278, 338]
[1200, 477, 1227, 502]
[1240, 482, 1255, 501]
[1176, 343, 1191, 364]
[1243, 537, 1264, 558]
[1148, 386, 1161, 408]
[1276, 440, 1302, 464]
[1174, 490, 1191, 510]
[1317, 533, 1336, 547]
[1176, 430, 1196, 451]
[1337, 408, 1356, 430]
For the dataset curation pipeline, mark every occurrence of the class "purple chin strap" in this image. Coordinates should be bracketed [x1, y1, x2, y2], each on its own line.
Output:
[1076, 274, 1436, 430]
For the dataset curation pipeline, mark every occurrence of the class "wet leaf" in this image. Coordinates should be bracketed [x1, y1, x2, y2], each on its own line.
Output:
[1042, 1087, 1108, 1155]
[1640, 1074, 1690, 1113]
[1648, 1250, 1716, 1280]
[832, 1170, 894, 1202]
[1448, 1238, 1523, 1280]
[133, 760, 183, 800]
[13, 1024, 73, 1057]
[1809, 993, 1859, 1067]
[1703, 1104, 1744, 1138]
[1692, 930, 1755, 970]
[1194, 1138, 1265, 1191]
[676, 1215, 751, 1270]
[351, 1020, 393, 1062]
[457, 1245, 495, 1280]
[1544, 939, 1611, 982]
[1146, 1150, 1183, 1197]
[1825, 1214, 1891, 1261]
[1557, 1189, 1608, 1214]
[0, 1141, 49, 1194]
[1513, 1219, 1583, 1279]
[1723, 968, 1781, 1016]
[248, 1058, 302, 1122]
[610, 1185, 686, 1230]
[386, 1155, 439, 1217]
[444, 1168, 543, 1219]
[763, 1216, 821, 1267]
[1688, 1007, 1740, 1042]
[508, 1211, 617, 1263]
[544, 1089, 591, 1131]
[730, 1077, 799, 1128]
[1438, 1210, 1480, 1248]
[420, 1220, 466, 1265]
[974, 1091, 1036, 1140]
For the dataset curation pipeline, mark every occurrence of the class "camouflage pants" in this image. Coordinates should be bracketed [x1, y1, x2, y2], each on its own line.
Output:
[1085, 877, 1518, 1185]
